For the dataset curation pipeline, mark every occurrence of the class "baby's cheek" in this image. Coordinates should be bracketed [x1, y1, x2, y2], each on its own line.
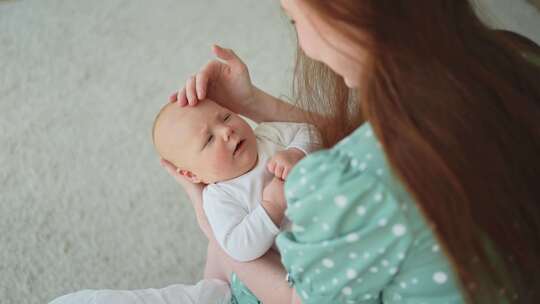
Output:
[211, 159, 229, 172]
[209, 152, 234, 176]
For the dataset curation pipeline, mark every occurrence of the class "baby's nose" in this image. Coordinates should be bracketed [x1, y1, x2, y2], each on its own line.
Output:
[221, 126, 233, 141]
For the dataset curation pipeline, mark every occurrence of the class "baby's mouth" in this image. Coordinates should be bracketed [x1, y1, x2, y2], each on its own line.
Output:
[234, 139, 245, 156]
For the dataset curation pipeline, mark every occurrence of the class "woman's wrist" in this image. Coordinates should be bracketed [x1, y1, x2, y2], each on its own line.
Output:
[183, 188, 214, 239]
[242, 87, 301, 123]
[246, 86, 330, 126]
[238, 86, 275, 123]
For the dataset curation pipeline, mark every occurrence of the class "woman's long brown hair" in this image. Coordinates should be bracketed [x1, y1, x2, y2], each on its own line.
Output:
[291, 0, 540, 302]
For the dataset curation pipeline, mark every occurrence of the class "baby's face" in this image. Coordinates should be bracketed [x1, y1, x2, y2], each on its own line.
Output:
[154, 99, 258, 184]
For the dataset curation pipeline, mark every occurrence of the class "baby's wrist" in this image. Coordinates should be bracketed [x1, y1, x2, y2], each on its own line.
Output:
[284, 148, 306, 170]
[286, 147, 306, 157]
[262, 199, 285, 226]
[264, 199, 286, 212]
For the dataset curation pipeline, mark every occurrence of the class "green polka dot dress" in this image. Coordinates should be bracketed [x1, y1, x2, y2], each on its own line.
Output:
[275, 122, 466, 303]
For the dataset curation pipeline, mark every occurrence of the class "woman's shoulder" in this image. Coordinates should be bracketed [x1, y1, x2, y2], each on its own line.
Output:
[279, 122, 466, 303]
[283, 122, 413, 242]
[287, 122, 400, 194]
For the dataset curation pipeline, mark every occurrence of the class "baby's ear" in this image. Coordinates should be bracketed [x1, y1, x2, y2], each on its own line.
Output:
[178, 170, 203, 184]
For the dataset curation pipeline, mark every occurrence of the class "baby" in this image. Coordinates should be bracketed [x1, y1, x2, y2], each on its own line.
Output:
[152, 98, 321, 262]
[49, 99, 320, 304]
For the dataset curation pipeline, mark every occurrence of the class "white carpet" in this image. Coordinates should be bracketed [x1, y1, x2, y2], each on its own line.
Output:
[0, 1, 538, 303]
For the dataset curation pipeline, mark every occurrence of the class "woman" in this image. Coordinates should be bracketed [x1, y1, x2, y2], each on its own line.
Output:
[51, 0, 540, 303]
[166, 0, 540, 303]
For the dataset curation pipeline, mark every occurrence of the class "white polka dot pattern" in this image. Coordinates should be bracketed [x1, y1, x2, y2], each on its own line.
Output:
[274, 123, 463, 303]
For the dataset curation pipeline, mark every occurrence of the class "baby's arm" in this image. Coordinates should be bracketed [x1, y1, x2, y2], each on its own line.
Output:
[266, 148, 305, 180]
[261, 177, 287, 227]
[264, 122, 323, 179]
[203, 187, 281, 262]
[283, 122, 323, 155]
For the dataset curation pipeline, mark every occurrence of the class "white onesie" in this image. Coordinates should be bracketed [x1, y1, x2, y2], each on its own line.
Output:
[202, 122, 321, 262]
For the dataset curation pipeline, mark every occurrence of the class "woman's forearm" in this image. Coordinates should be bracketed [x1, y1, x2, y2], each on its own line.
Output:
[214, 244, 293, 304]
[187, 190, 294, 303]
[229, 250, 293, 304]
[243, 86, 324, 124]
[184, 181, 297, 303]
[186, 190, 214, 239]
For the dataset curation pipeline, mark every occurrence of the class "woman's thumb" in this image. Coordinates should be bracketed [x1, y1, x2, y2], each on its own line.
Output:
[212, 44, 237, 62]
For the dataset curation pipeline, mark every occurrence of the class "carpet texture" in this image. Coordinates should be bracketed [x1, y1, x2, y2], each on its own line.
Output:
[0, 1, 538, 303]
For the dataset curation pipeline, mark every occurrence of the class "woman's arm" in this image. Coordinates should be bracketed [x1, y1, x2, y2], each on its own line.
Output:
[160, 159, 214, 239]
[246, 86, 334, 128]
[184, 184, 214, 240]
[198, 189, 300, 302]
[209, 241, 295, 304]
[173, 45, 330, 126]
[189, 188, 295, 304]
[162, 159, 298, 303]
[242, 86, 321, 124]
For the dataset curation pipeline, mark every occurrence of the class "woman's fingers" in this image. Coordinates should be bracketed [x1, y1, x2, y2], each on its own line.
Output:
[160, 158, 190, 184]
[212, 44, 245, 69]
[169, 92, 178, 103]
[195, 71, 209, 101]
[160, 158, 179, 177]
[212, 44, 234, 61]
[171, 45, 243, 108]
[185, 75, 198, 105]
[170, 45, 243, 108]
[177, 87, 188, 106]
[197, 60, 222, 98]
[170, 88, 188, 107]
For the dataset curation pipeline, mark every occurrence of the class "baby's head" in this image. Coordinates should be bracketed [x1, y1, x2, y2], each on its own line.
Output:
[152, 99, 258, 184]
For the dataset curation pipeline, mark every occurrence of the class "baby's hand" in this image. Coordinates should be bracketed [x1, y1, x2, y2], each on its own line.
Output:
[267, 148, 306, 180]
[263, 177, 286, 209]
[262, 177, 287, 225]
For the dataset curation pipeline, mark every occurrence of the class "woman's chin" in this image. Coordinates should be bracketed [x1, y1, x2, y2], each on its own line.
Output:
[344, 77, 357, 88]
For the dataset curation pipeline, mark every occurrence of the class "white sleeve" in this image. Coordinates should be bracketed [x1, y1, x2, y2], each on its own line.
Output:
[202, 187, 280, 262]
[255, 122, 322, 155]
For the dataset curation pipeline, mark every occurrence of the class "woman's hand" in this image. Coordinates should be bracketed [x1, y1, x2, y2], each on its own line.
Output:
[160, 158, 204, 199]
[170, 44, 255, 114]
[160, 158, 213, 239]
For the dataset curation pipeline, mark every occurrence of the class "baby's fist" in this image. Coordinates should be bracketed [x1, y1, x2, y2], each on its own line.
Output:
[266, 148, 305, 180]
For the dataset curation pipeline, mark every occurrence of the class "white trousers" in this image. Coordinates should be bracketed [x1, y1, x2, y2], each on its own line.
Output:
[49, 279, 231, 304]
